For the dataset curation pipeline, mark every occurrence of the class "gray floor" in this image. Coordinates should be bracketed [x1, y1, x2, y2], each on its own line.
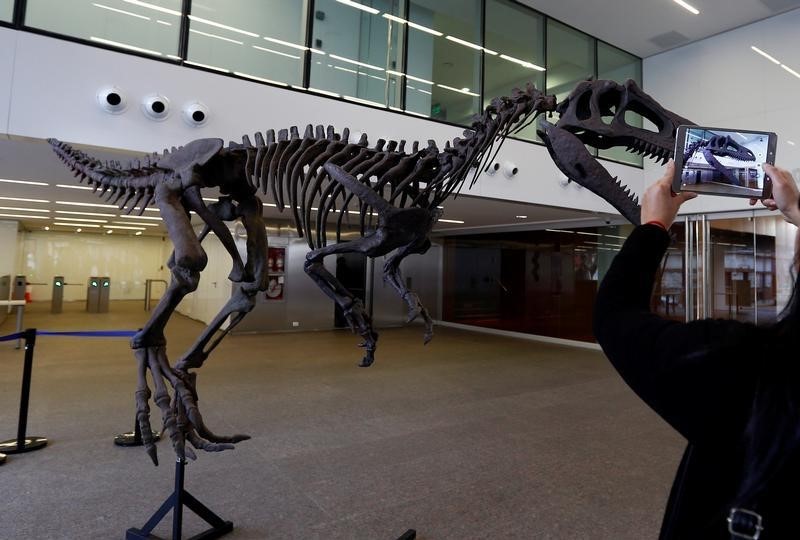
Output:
[0, 301, 684, 539]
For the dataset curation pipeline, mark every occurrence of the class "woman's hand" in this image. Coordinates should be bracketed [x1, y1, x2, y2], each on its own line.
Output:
[641, 160, 697, 228]
[749, 164, 800, 226]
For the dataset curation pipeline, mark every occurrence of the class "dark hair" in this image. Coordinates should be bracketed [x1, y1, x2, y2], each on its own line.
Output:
[734, 250, 800, 507]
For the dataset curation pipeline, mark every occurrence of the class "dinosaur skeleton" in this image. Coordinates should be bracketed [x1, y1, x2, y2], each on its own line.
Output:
[682, 134, 756, 186]
[48, 84, 558, 464]
[537, 78, 695, 225]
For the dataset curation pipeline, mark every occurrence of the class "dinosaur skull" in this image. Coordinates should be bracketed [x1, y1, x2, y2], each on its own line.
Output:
[538, 79, 694, 225]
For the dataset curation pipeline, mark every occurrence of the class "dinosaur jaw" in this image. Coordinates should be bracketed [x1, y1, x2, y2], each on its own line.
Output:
[538, 118, 642, 225]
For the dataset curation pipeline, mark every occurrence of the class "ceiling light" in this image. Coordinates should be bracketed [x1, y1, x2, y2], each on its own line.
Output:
[545, 229, 576, 234]
[382, 13, 407, 24]
[117, 214, 162, 220]
[56, 184, 93, 190]
[102, 225, 147, 230]
[92, 3, 151, 21]
[308, 87, 340, 98]
[343, 95, 385, 107]
[335, 0, 379, 15]
[0, 196, 49, 203]
[156, 20, 171, 26]
[90, 36, 163, 56]
[329, 54, 384, 71]
[406, 20, 442, 37]
[438, 219, 465, 224]
[515, 215, 528, 219]
[499, 54, 545, 71]
[0, 206, 49, 213]
[184, 60, 230, 73]
[0, 178, 48, 186]
[437, 84, 479, 97]
[0, 213, 49, 219]
[234, 72, 290, 86]
[55, 210, 116, 217]
[56, 201, 118, 208]
[54, 222, 101, 227]
[76, 228, 82, 232]
[672, 0, 699, 15]
[781, 64, 800, 79]
[187, 15, 259, 37]
[106, 229, 113, 234]
[121, 0, 181, 17]
[263, 36, 308, 51]
[190, 28, 244, 45]
[406, 74, 433, 85]
[251, 45, 300, 60]
[788, 141, 796, 146]
[112, 221, 158, 226]
[54, 217, 108, 223]
[135, 231, 143, 236]
[751, 46, 780, 65]
[445, 35, 484, 51]
[44, 226, 49, 230]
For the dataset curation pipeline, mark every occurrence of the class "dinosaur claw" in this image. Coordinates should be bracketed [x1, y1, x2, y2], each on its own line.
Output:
[147, 446, 159, 467]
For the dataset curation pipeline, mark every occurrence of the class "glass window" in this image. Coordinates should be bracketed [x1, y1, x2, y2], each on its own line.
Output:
[597, 41, 643, 166]
[187, 1, 307, 86]
[483, 0, 544, 142]
[406, 0, 481, 125]
[309, 0, 403, 107]
[546, 19, 594, 104]
[0, 0, 12, 22]
[25, 0, 182, 58]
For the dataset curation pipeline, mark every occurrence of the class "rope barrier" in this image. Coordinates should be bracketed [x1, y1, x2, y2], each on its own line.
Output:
[0, 332, 26, 343]
[0, 329, 137, 340]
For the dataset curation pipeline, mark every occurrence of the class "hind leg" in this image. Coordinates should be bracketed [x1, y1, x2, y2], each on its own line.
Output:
[382, 238, 434, 343]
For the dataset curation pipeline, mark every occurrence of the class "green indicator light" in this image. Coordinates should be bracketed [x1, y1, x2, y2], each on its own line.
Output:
[91, 281, 98, 287]
[55, 281, 62, 287]
[103, 282, 109, 287]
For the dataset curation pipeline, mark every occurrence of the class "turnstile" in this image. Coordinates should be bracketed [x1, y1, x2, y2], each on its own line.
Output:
[98, 277, 110, 313]
[51, 276, 64, 314]
[11, 275, 25, 301]
[86, 277, 101, 312]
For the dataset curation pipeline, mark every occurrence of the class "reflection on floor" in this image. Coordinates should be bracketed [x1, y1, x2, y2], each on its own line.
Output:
[0, 301, 683, 539]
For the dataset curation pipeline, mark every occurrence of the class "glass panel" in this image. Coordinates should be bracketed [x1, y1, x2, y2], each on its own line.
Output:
[25, 0, 182, 58]
[309, 0, 403, 107]
[442, 224, 632, 342]
[187, 0, 307, 86]
[651, 222, 688, 321]
[0, 0, 12, 22]
[755, 214, 796, 324]
[597, 41, 643, 166]
[406, 0, 481, 124]
[708, 218, 757, 323]
[483, 0, 544, 142]
[546, 19, 594, 103]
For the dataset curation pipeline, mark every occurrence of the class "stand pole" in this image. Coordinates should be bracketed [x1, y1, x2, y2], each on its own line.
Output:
[114, 414, 161, 447]
[126, 458, 233, 540]
[0, 328, 48, 454]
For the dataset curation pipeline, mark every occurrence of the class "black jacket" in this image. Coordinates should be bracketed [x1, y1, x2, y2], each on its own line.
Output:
[594, 224, 799, 539]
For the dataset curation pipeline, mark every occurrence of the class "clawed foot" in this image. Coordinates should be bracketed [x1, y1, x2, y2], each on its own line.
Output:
[404, 294, 434, 345]
[134, 346, 249, 466]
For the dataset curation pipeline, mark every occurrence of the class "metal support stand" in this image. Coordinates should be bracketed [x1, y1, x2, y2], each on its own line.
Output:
[126, 458, 233, 540]
[0, 329, 48, 454]
[115, 415, 161, 447]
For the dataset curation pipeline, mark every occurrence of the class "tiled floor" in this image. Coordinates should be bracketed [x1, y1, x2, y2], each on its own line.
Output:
[0, 301, 684, 539]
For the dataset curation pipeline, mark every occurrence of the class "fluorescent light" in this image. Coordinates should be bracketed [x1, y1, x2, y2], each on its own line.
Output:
[515, 215, 528, 219]
[54, 217, 108, 223]
[90, 36, 163, 56]
[445, 35, 483, 51]
[437, 84, 479, 97]
[263, 37, 308, 51]
[184, 60, 230, 73]
[188, 15, 259, 37]
[577, 231, 601, 236]
[406, 74, 433, 85]
[102, 225, 147, 230]
[672, 0, 699, 15]
[252, 45, 300, 60]
[310, 48, 326, 55]
[0, 213, 48, 219]
[56, 201, 118, 208]
[417, 88, 432, 95]
[0, 178, 48, 186]
[781, 64, 800, 79]
[234, 71, 290, 86]
[201, 198, 218, 202]
[788, 141, 796, 146]
[751, 46, 780, 65]
[56, 184, 93, 190]
[382, 14, 407, 24]
[107, 230, 113, 234]
[499, 53, 545, 71]
[335, 0, 379, 15]
[329, 54, 384, 71]
[44, 226, 49, 230]
[121, 0, 181, 17]
[190, 29, 244, 45]
[308, 87, 341, 98]
[142, 208, 160, 213]
[438, 219, 465, 224]
[545, 229, 576, 234]
[135, 231, 143, 236]
[117, 214, 162, 220]
[0, 196, 49, 203]
[386, 69, 405, 77]
[112, 221, 158, 226]
[56, 210, 116, 217]
[156, 20, 172, 26]
[54, 222, 101, 228]
[335, 65, 358, 75]
[407, 20, 442, 37]
[343, 95, 385, 107]
[0, 206, 49, 213]
[92, 3, 150, 21]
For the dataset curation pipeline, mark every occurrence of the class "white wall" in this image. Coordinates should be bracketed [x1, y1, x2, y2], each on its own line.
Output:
[644, 9, 800, 215]
[0, 26, 644, 217]
[17, 230, 170, 302]
[0, 220, 19, 284]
